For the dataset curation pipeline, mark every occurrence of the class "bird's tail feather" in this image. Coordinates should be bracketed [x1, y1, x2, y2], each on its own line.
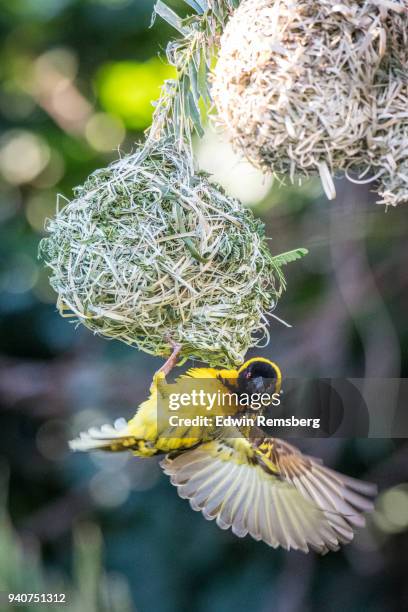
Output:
[69, 418, 139, 452]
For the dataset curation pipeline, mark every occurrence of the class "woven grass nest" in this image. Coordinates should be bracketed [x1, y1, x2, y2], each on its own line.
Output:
[40, 139, 292, 367]
[212, 0, 408, 206]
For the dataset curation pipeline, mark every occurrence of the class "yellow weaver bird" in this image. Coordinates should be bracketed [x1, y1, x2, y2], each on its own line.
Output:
[70, 343, 377, 554]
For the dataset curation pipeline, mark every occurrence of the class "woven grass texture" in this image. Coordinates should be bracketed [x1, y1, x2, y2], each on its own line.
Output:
[40, 139, 289, 367]
[212, 0, 408, 205]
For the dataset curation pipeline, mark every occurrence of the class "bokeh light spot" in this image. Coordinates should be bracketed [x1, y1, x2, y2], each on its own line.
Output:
[90, 471, 130, 508]
[85, 112, 126, 152]
[0, 130, 50, 185]
[1, 253, 39, 294]
[373, 484, 408, 534]
[382, 486, 408, 530]
[34, 47, 78, 83]
[36, 419, 69, 461]
[90, 450, 129, 472]
[195, 129, 273, 206]
[96, 59, 176, 130]
[33, 149, 65, 189]
[26, 191, 57, 233]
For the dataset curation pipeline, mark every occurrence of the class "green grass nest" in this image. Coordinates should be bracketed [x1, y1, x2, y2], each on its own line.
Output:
[40, 139, 301, 367]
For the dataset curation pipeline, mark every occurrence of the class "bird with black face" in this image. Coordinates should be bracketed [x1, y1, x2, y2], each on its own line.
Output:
[234, 356, 282, 396]
[70, 344, 376, 554]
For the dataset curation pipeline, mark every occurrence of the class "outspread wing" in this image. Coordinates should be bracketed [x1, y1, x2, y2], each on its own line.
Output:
[161, 438, 376, 554]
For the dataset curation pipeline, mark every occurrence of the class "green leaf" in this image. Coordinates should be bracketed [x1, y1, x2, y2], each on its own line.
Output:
[196, 0, 209, 10]
[197, 47, 210, 103]
[176, 203, 207, 262]
[211, 0, 227, 23]
[188, 61, 200, 107]
[153, 1, 187, 35]
[272, 248, 309, 266]
[182, 0, 205, 13]
[187, 90, 204, 136]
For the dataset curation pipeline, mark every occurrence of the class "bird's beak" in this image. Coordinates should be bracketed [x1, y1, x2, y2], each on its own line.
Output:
[251, 377, 265, 393]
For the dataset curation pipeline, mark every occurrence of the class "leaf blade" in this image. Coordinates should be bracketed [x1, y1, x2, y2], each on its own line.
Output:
[272, 248, 309, 266]
[153, 1, 187, 35]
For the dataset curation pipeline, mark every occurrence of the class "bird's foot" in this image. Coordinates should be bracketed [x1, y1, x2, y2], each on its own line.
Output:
[159, 336, 182, 376]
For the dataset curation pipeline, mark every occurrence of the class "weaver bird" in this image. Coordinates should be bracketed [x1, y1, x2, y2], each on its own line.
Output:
[70, 343, 376, 554]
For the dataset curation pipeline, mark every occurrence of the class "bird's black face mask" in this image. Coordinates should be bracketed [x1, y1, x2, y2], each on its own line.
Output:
[237, 359, 281, 396]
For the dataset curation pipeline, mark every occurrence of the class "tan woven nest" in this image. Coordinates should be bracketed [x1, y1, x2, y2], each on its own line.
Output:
[40, 139, 288, 367]
[212, 0, 408, 206]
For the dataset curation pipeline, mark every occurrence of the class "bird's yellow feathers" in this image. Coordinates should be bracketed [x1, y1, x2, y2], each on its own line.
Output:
[69, 359, 377, 554]
[69, 365, 234, 455]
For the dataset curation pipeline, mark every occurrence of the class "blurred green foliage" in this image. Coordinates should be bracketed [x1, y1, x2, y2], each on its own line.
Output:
[0, 490, 133, 611]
